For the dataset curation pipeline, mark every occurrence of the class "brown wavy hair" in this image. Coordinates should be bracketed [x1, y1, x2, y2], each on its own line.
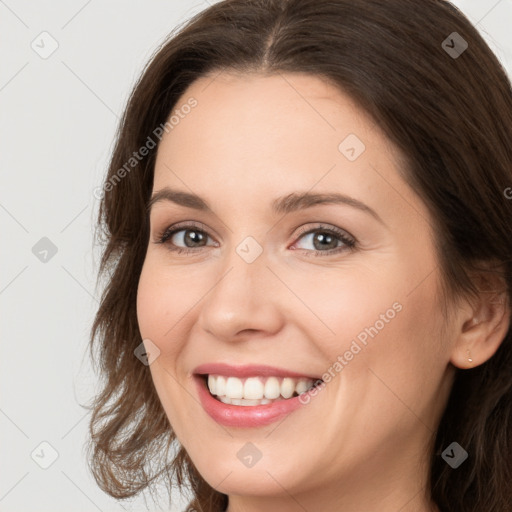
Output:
[84, 1, 512, 510]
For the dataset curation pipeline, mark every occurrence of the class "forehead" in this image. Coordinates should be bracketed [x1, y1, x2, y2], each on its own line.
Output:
[151, 71, 426, 227]
[160, 71, 380, 151]
[156, 72, 383, 172]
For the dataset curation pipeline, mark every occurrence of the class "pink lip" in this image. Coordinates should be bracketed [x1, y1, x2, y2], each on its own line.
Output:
[192, 362, 321, 380]
[192, 364, 324, 428]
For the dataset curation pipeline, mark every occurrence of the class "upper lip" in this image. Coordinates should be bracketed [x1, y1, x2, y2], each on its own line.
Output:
[193, 362, 322, 380]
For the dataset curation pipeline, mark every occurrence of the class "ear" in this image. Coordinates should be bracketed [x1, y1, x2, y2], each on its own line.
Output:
[450, 265, 510, 370]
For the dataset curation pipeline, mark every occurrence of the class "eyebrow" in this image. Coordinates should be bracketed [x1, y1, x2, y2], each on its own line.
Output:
[147, 186, 385, 225]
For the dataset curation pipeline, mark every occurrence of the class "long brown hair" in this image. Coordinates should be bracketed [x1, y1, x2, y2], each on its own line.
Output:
[85, 1, 512, 510]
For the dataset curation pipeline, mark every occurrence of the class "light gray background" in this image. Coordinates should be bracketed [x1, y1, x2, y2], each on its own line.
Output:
[1, 1, 511, 511]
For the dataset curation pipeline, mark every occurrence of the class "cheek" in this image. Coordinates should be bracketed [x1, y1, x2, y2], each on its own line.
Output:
[289, 264, 405, 360]
[136, 262, 194, 437]
[136, 261, 185, 359]
[341, 273, 447, 427]
[298, 259, 445, 396]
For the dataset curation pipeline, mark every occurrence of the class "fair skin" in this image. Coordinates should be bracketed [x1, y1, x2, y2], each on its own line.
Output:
[136, 71, 509, 512]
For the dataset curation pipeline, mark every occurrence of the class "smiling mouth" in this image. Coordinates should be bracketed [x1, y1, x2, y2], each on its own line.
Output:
[199, 374, 324, 406]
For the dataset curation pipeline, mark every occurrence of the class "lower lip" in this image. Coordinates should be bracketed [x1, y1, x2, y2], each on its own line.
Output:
[194, 375, 321, 428]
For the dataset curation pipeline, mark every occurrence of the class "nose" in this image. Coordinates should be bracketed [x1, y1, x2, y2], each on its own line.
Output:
[197, 243, 284, 342]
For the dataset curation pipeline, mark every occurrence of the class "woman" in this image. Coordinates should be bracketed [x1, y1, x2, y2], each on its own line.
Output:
[86, 1, 512, 511]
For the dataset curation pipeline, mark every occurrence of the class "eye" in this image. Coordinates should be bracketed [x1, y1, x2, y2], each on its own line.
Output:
[291, 223, 356, 257]
[153, 221, 357, 257]
[153, 221, 217, 255]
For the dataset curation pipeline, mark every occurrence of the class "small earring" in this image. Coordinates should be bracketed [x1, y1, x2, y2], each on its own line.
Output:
[466, 349, 473, 363]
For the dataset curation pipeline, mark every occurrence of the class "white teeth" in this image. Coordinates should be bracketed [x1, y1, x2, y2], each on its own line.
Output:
[208, 375, 216, 395]
[264, 377, 281, 399]
[219, 396, 283, 406]
[225, 376, 243, 399]
[216, 376, 226, 396]
[206, 374, 318, 403]
[295, 379, 310, 395]
[244, 377, 264, 399]
[281, 378, 295, 399]
[235, 398, 262, 406]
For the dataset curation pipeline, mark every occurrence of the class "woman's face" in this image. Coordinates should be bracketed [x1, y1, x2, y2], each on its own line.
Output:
[137, 71, 455, 509]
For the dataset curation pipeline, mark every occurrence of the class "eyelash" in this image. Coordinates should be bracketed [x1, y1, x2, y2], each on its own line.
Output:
[153, 221, 357, 257]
